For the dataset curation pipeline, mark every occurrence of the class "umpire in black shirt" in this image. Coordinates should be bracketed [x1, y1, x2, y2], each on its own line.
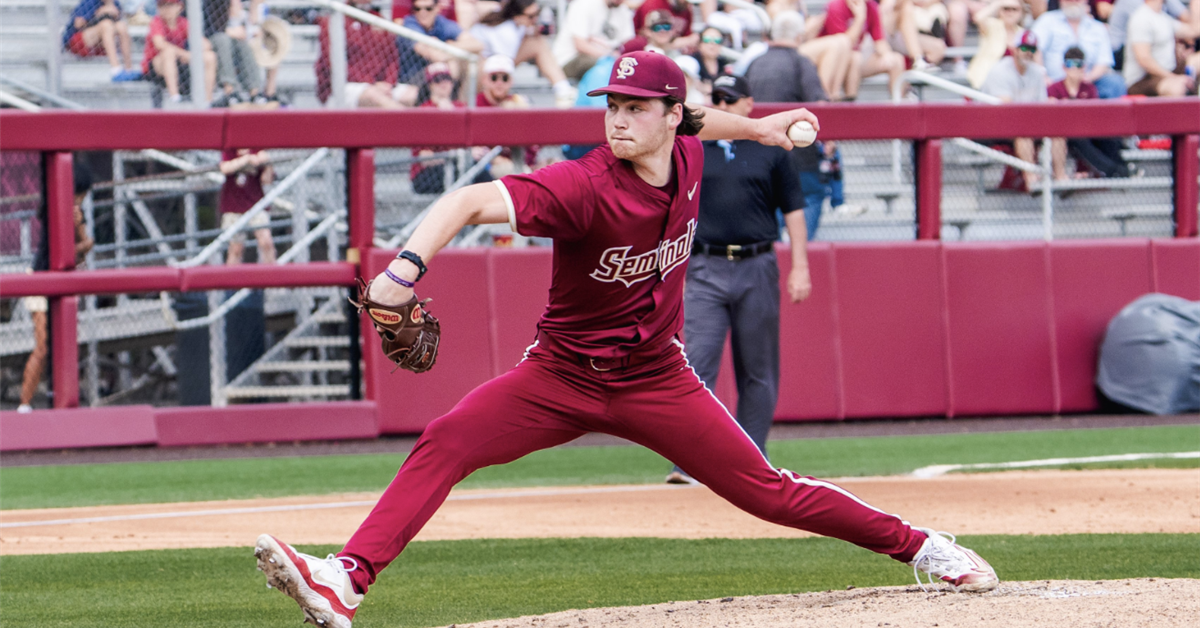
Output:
[667, 75, 812, 484]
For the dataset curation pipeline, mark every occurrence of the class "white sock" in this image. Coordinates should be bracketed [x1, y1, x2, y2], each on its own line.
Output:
[169, 94, 182, 103]
[110, 66, 122, 77]
[553, 80, 573, 97]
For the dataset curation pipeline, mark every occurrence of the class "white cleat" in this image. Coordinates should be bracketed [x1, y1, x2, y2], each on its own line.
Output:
[908, 528, 999, 592]
[255, 534, 362, 628]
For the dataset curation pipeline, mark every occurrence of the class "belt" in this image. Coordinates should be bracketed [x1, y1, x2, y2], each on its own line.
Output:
[692, 240, 775, 261]
[536, 331, 671, 372]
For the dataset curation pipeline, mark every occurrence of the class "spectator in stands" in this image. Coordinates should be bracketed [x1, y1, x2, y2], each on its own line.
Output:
[18, 162, 95, 413]
[1108, 0, 1196, 72]
[1049, 46, 1135, 179]
[632, 0, 700, 51]
[552, 0, 634, 80]
[144, 0, 218, 106]
[1123, 0, 1200, 95]
[643, 10, 684, 53]
[817, 0, 907, 100]
[411, 63, 468, 193]
[701, 0, 767, 50]
[745, 11, 846, 239]
[881, 0, 947, 71]
[394, 0, 483, 30]
[1032, 0, 1126, 98]
[692, 26, 730, 92]
[219, 149, 276, 265]
[790, 8, 853, 100]
[968, 0, 1026, 89]
[316, 0, 414, 108]
[64, 0, 141, 82]
[204, 0, 267, 107]
[674, 55, 708, 104]
[398, 0, 483, 89]
[476, 55, 541, 175]
[946, 0, 988, 74]
[470, 0, 576, 107]
[982, 31, 1049, 191]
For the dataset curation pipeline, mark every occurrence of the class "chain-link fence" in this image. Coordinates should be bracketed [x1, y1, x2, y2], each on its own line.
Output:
[938, 135, 1176, 241]
[0, 285, 359, 410]
[0, 151, 44, 275]
[806, 139, 918, 242]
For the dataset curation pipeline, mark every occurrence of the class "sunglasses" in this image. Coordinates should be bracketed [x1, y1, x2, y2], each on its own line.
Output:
[1017, 45, 1037, 53]
[1000, 6, 1020, 11]
[1063, 58, 1084, 68]
[412, 5, 438, 12]
[430, 74, 453, 83]
[650, 23, 674, 32]
[701, 36, 724, 44]
[712, 92, 741, 105]
[489, 72, 511, 82]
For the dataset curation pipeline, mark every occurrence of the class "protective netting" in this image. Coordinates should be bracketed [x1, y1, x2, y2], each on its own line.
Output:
[0, 286, 360, 410]
[0, 151, 44, 275]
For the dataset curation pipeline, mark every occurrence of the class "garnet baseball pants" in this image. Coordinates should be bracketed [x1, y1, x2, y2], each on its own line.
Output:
[339, 340, 926, 593]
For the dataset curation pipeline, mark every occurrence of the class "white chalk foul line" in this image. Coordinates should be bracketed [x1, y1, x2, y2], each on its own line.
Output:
[0, 483, 699, 529]
[911, 451, 1200, 479]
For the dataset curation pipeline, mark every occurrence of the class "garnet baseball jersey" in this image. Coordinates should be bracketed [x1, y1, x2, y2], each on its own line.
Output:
[495, 136, 704, 359]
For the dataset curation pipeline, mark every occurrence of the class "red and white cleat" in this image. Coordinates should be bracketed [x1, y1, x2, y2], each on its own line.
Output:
[908, 528, 1000, 592]
[255, 534, 363, 627]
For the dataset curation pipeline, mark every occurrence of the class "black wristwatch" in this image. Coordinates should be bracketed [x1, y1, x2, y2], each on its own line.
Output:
[396, 250, 427, 282]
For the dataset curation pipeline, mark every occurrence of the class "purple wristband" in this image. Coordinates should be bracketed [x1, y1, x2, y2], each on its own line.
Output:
[384, 268, 415, 288]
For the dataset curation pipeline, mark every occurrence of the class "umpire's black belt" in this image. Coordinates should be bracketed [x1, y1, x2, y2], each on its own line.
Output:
[692, 240, 774, 261]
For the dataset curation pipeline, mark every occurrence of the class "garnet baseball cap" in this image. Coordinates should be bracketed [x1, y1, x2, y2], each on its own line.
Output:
[712, 75, 750, 100]
[586, 50, 687, 101]
[1017, 30, 1038, 50]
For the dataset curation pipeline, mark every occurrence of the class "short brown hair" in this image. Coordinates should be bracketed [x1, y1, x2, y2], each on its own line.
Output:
[664, 97, 704, 136]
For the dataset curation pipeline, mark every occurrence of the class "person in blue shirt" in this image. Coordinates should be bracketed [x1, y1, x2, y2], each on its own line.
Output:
[397, 0, 482, 96]
[62, 0, 141, 81]
[1031, 0, 1126, 97]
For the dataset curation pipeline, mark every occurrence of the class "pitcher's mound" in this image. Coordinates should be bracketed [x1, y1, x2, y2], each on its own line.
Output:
[454, 578, 1198, 628]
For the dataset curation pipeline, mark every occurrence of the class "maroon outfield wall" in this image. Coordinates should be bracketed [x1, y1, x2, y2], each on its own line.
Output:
[0, 103, 1197, 450]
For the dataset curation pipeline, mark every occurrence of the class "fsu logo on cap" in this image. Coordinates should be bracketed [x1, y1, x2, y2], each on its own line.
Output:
[616, 57, 638, 79]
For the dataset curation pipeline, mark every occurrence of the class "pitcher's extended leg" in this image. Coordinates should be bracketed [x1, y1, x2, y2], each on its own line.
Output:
[608, 347, 925, 561]
[339, 356, 594, 593]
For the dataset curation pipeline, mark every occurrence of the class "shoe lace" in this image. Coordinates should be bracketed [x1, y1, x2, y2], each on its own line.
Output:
[911, 531, 970, 592]
[324, 554, 358, 575]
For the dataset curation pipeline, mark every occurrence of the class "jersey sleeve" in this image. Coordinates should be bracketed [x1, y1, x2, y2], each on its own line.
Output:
[772, 148, 805, 215]
[495, 159, 597, 241]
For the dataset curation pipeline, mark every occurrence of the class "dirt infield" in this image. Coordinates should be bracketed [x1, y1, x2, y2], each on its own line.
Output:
[3, 467, 1198, 627]
[2, 468, 1197, 555]
[454, 579, 1200, 628]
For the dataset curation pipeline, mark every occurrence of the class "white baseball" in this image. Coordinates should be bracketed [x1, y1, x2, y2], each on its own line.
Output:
[787, 121, 817, 147]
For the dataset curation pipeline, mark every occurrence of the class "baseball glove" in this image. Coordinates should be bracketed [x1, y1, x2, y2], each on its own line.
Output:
[350, 278, 440, 373]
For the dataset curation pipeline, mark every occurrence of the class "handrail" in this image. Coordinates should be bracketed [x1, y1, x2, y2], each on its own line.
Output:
[304, 0, 478, 62]
[168, 210, 346, 330]
[176, 148, 330, 268]
[903, 70, 1001, 104]
[0, 76, 86, 110]
[0, 90, 41, 112]
[383, 145, 504, 248]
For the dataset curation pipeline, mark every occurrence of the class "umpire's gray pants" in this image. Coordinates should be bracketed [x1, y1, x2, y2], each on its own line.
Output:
[681, 250, 781, 460]
[211, 33, 263, 93]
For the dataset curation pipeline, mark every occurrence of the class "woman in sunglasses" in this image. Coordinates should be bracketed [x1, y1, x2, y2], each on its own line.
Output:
[470, 0, 577, 107]
[693, 26, 730, 91]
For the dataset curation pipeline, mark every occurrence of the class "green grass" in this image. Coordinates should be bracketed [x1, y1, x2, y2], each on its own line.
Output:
[1, 534, 1196, 628]
[2, 425, 1196, 510]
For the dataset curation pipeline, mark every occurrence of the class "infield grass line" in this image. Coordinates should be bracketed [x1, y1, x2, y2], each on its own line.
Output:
[3, 424, 1197, 510]
[911, 451, 1200, 478]
[0, 484, 701, 529]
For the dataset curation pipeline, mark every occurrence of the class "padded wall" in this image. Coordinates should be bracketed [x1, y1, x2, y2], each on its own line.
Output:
[1049, 240, 1155, 412]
